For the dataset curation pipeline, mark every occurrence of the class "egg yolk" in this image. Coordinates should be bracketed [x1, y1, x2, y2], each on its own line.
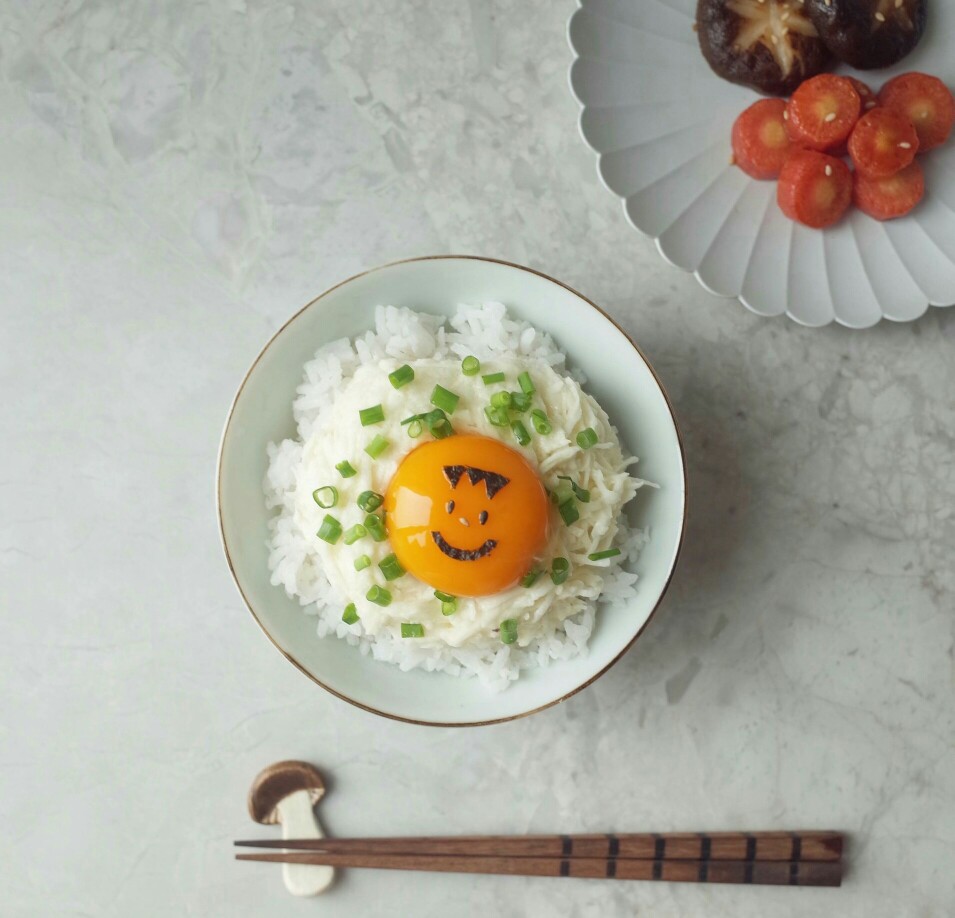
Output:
[384, 434, 550, 597]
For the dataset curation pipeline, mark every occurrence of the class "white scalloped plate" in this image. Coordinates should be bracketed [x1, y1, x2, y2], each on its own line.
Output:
[568, 0, 955, 327]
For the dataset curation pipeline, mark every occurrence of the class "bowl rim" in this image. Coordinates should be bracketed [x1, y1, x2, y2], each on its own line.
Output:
[216, 254, 688, 726]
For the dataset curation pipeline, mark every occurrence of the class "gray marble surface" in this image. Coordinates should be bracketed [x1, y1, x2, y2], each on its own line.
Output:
[3, 1, 954, 915]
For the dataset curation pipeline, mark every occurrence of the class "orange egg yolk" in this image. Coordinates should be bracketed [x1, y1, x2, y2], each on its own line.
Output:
[384, 434, 550, 597]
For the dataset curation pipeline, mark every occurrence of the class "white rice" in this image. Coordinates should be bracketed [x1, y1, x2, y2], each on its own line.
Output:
[264, 303, 652, 691]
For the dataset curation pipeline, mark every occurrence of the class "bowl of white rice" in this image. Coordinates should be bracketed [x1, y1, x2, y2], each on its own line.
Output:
[218, 256, 686, 725]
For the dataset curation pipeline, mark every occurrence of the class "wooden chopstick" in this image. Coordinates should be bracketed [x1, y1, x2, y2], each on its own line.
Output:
[235, 831, 843, 863]
[236, 851, 842, 887]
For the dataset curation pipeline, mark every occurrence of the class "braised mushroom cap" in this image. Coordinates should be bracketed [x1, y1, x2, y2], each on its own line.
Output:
[248, 760, 326, 825]
[698, 0, 832, 96]
[804, 0, 926, 70]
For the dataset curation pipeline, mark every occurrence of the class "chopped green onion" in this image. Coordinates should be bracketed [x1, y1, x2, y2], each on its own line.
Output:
[335, 460, 357, 478]
[359, 404, 385, 426]
[401, 413, 423, 426]
[499, 618, 518, 645]
[365, 434, 390, 459]
[550, 481, 574, 506]
[364, 513, 387, 542]
[342, 603, 359, 625]
[482, 371, 506, 385]
[401, 622, 424, 638]
[357, 490, 384, 513]
[576, 427, 598, 449]
[407, 419, 424, 438]
[343, 523, 367, 545]
[461, 356, 480, 376]
[378, 553, 405, 581]
[511, 420, 531, 447]
[367, 585, 392, 607]
[429, 411, 453, 439]
[517, 371, 535, 395]
[510, 392, 532, 412]
[434, 590, 456, 602]
[530, 409, 552, 435]
[588, 548, 622, 562]
[441, 600, 457, 616]
[430, 384, 460, 415]
[389, 364, 415, 389]
[312, 486, 339, 509]
[521, 568, 542, 588]
[550, 557, 570, 585]
[558, 475, 591, 503]
[490, 391, 512, 410]
[353, 554, 371, 571]
[558, 500, 580, 526]
[316, 514, 342, 544]
[484, 405, 509, 428]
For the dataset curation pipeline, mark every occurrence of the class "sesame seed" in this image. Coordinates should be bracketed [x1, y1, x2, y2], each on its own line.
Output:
[825, 164, 833, 176]
[825, 112, 837, 122]
[866, 100, 876, 109]
[824, 0, 831, 6]
[899, 141, 912, 148]
[875, 11, 885, 20]
[771, 33, 779, 44]
[895, 0, 903, 6]
[783, 109, 789, 119]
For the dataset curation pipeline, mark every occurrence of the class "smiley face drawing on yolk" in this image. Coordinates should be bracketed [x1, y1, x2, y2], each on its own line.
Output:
[384, 434, 550, 597]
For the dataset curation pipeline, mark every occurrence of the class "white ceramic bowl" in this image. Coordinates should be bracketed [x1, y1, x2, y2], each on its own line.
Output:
[568, 0, 955, 327]
[217, 256, 686, 725]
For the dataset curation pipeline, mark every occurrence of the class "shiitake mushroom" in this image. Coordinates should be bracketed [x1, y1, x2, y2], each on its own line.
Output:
[697, 0, 832, 96]
[804, 0, 927, 70]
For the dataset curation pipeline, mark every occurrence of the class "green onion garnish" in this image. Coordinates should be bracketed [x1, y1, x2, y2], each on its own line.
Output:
[530, 409, 551, 435]
[558, 475, 591, 503]
[365, 434, 390, 459]
[364, 513, 387, 542]
[484, 405, 509, 428]
[428, 410, 453, 439]
[343, 523, 367, 545]
[312, 486, 339, 508]
[359, 404, 385, 426]
[367, 585, 392, 607]
[336, 460, 357, 478]
[482, 371, 506, 385]
[434, 590, 456, 602]
[378, 553, 405, 581]
[550, 481, 574, 506]
[461, 356, 480, 376]
[401, 622, 424, 638]
[511, 420, 531, 447]
[353, 554, 371, 571]
[430, 384, 460, 415]
[490, 391, 512, 409]
[389, 364, 415, 389]
[517, 371, 535, 396]
[558, 500, 580, 526]
[588, 548, 622, 562]
[357, 490, 384, 513]
[441, 600, 457, 616]
[520, 569, 542, 588]
[576, 427, 598, 449]
[499, 618, 518, 645]
[316, 514, 342, 544]
[510, 392, 532, 412]
[342, 603, 359, 625]
[407, 419, 424, 438]
[550, 557, 570, 585]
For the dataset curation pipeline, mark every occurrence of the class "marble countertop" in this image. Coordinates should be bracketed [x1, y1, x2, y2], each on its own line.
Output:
[3, 1, 953, 915]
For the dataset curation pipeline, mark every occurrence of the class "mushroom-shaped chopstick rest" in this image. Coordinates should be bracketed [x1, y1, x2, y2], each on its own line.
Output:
[248, 761, 334, 896]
